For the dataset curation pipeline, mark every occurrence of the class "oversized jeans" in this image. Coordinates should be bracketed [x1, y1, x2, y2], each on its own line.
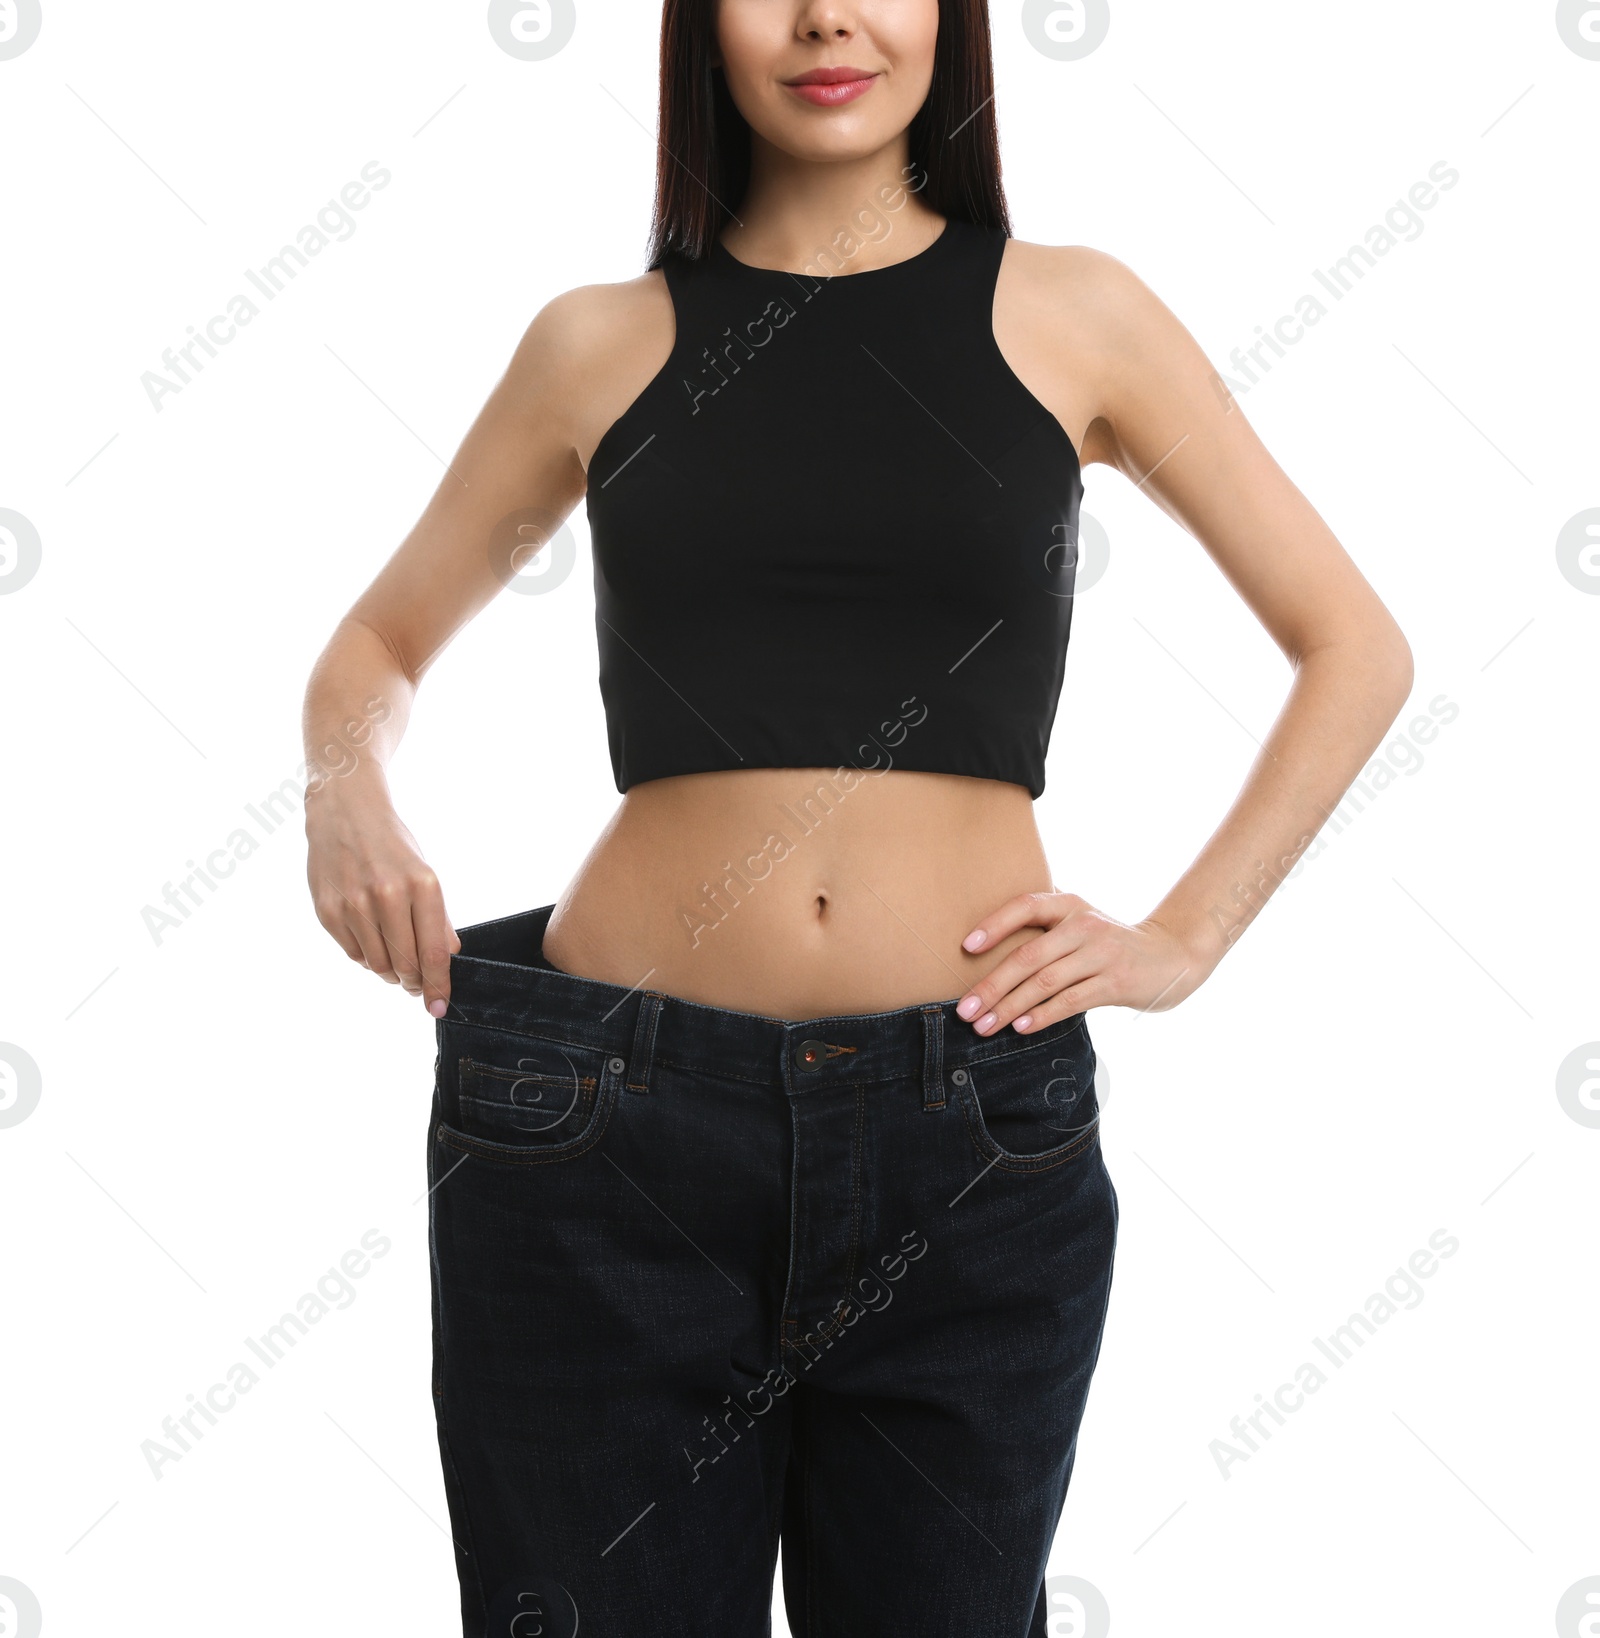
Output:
[426, 902, 1117, 1637]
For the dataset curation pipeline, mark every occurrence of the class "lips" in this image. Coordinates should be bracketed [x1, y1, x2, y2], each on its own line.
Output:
[783, 66, 880, 107]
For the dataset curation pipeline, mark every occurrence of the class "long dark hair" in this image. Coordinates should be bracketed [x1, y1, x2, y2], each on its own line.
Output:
[647, 0, 1011, 267]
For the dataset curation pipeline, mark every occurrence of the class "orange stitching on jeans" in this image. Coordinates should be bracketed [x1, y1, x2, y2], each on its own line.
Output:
[627, 990, 666, 1093]
[955, 1080, 1100, 1173]
[434, 1085, 615, 1165]
[781, 1298, 855, 1353]
[460, 1058, 599, 1090]
[838, 1085, 866, 1301]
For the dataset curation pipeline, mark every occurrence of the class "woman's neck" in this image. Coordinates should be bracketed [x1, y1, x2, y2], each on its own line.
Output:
[721, 134, 943, 273]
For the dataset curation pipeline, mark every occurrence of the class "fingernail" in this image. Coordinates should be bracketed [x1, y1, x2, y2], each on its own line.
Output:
[976, 1012, 996, 1033]
[963, 930, 986, 951]
[956, 995, 980, 1019]
[1013, 1015, 1032, 1032]
[428, 998, 447, 1018]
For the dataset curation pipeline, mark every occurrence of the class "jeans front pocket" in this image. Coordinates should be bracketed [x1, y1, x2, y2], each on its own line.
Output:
[955, 1016, 1101, 1173]
[436, 1034, 622, 1164]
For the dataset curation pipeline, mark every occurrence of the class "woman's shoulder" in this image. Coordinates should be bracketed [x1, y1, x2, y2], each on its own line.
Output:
[1000, 237, 1160, 328]
[997, 234, 1202, 388]
[515, 268, 672, 380]
[501, 269, 676, 467]
[991, 236, 1211, 466]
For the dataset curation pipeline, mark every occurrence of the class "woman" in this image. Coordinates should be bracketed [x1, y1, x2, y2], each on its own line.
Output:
[302, 3, 1412, 1633]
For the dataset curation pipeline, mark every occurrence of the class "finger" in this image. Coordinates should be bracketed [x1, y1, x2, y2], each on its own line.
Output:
[411, 877, 459, 1018]
[972, 949, 1100, 1035]
[961, 890, 1080, 954]
[311, 880, 368, 966]
[314, 875, 395, 978]
[1009, 977, 1107, 1034]
[957, 917, 1090, 1030]
[370, 881, 427, 996]
[333, 883, 404, 984]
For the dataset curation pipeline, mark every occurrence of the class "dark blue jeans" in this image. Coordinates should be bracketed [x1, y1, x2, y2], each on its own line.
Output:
[427, 903, 1118, 1637]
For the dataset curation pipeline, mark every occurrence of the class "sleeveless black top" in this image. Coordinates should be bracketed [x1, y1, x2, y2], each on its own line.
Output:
[584, 216, 1083, 799]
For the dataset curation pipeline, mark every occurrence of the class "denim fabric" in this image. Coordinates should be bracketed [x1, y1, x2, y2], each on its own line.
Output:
[427, 903, 1118, 1638]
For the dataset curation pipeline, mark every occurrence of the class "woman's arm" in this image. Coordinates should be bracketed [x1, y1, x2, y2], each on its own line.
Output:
[958, 248, 1414, 1036]
[301, 274, 669, 1016]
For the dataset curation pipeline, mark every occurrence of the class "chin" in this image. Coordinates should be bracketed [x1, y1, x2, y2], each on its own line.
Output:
[758, 112, 907, 165]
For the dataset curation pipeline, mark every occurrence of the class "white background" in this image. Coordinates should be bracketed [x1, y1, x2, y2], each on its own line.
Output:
[2, 1, 1597, 1634]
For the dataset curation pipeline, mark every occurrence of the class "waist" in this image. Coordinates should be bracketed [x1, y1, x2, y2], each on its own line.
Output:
[542, 767, 1052, 1018]
[446, 900, 1088, 1089]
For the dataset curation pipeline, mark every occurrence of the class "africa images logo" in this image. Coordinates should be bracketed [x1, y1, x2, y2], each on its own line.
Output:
[0, 0, 43, 60]
[0, 1579, 43, 1638]
[0, 509, 42, 595]
[487, 0, 576, 60]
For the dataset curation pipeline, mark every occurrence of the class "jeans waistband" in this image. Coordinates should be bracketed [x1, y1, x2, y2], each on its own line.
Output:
[442, 903, 1088, 1101]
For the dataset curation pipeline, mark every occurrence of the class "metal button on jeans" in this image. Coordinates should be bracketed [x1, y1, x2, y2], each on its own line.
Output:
[795, 1038, 827, 1069]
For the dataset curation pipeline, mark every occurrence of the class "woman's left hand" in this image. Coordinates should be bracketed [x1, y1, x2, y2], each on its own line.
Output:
[955, 891, 1207, 1034]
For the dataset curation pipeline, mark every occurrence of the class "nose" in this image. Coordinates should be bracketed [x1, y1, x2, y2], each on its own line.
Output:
[797, 3, 857, 42]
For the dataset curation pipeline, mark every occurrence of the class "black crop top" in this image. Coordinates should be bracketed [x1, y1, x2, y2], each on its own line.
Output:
[584, 216, 1084, 799]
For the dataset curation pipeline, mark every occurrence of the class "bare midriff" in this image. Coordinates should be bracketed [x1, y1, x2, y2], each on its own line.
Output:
[540, 767, 1054, 1021]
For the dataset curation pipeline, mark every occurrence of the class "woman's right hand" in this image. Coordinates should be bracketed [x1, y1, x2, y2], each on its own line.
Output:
[299, 281, 610, 1014]
[305, 772, 461, 1018]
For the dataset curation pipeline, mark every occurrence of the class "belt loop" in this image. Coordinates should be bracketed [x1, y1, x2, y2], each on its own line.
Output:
[921, 1004, 945, 1111]
[626, 991, 665, 1095]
